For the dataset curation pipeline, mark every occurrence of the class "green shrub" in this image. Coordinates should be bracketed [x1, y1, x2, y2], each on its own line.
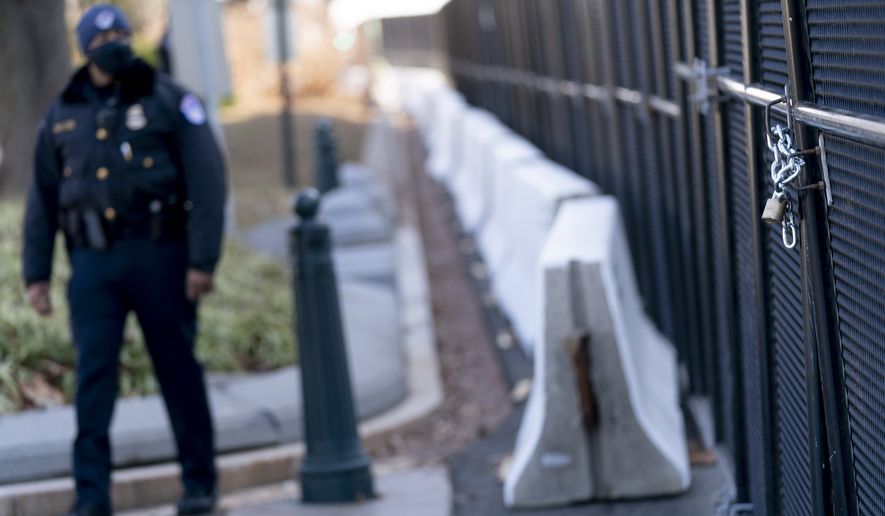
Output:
[0, 202, 295, 414]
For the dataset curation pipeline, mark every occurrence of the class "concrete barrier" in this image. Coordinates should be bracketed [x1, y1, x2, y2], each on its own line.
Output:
[488, 159, 597, 352]
[505, 197, 690, 508]
[475, 135, 543, 277]
[396, 68, 446, 132]
[424, 91, 468, 182]
[425, 89, 464, 150]
[426, 106, 472, 185]
[449, 114, 511, 233]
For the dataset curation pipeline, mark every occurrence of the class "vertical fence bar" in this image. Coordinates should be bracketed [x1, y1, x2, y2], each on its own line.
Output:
[705, 0, 746, 477]
[497, 0, 515, 128]
[738, 0, 780, 512]
[515, 0, 532, 140]
[647, 0, 691, 376]
[582, 0, 616, 194]
[559, 0, 591, 178]
[645, 0, 682, 346]
[632, 0, 664, 337]
[780, 1, 857, 514]
[594, 0, 625, 205]
[680, 0, 717, 397]
[541, 0, 569, 168]
[612, 0, 658, 319]
[666, 0, 706, 395]
[526, 0, 545, 150]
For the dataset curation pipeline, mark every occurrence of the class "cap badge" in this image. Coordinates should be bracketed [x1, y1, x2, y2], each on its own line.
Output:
[95, 10, 115, 30]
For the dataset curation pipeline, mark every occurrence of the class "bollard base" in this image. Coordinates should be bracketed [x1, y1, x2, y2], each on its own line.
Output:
[300, 455, 375, 504]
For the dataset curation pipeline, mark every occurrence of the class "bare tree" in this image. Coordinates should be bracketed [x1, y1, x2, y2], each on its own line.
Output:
[0, 0, 71, 196]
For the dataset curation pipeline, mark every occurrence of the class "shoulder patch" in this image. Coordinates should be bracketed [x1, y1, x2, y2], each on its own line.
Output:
[180, 94, 207, 125]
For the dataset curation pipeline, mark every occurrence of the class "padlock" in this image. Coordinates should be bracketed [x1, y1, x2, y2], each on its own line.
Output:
[761, 196, 787, 224]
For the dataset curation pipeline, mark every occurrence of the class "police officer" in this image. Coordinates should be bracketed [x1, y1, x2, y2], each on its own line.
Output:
[22, 5, 226, 515]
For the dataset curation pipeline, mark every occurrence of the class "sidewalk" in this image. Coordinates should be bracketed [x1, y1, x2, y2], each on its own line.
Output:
[120, 463, 450, 516]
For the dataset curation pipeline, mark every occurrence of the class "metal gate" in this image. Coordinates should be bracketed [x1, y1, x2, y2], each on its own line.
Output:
[381, 1, 885, 514]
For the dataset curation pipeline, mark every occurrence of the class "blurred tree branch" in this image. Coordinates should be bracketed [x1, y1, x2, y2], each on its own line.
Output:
[0, 0, 71, 196]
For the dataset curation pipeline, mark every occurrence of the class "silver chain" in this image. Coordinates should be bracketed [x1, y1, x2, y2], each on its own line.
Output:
[766, 124, 802, 249]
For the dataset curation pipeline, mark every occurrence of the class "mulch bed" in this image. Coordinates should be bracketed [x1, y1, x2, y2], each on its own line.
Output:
[363, 126, 513, 464]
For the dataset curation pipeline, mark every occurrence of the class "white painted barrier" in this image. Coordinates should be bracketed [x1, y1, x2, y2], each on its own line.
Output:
[475, 135, 543, 277]
[489, 159, 598, 352]
[396, 68, 446, 132]
[425, 90, 468, 181]
[427, 106, 475, 184]
[505, 196, 690, 508]
[449, 114, 510, 232]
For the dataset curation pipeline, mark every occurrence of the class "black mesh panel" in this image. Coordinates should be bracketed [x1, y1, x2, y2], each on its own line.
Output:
[806, 2, 885, 116]
[821, 135, 885, 516]
[806, 4, 885, 514]
[757, 1, 789, 89]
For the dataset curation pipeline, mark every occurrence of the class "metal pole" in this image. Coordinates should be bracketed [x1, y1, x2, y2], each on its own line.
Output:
[277, 0, 297, 188]
[679, 0, 716, 397]
[649, 0, 690, 382]
[737, 0, 770, 508]
[291, 189, 375, 503]
[705, 0, 742, 465]
[636, 0, 675, 349]
[666, 0, 705, 393]
[716, 77, 885, 147]
[313, 119, 339, 194]
[780, 1, 857, 514]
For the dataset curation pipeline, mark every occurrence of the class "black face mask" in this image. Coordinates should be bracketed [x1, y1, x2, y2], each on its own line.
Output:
[88, 41, 134, 77]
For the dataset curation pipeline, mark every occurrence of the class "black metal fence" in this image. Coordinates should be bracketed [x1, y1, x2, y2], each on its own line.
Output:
[381, 2, 885, 515]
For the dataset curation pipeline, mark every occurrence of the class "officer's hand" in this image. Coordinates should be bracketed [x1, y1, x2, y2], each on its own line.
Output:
[186, 269, 214, 302]
[27, 282, 53, 317]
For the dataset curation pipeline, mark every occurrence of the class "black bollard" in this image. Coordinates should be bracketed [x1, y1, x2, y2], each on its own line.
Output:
[290, 189, 375, 503]
[314, 118, 339, 193]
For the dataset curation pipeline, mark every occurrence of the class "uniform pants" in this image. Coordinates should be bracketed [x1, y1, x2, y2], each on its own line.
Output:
[67, 238, 216, 507]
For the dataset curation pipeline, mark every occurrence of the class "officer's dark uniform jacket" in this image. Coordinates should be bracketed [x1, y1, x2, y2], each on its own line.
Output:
[23, 59, 226, 284]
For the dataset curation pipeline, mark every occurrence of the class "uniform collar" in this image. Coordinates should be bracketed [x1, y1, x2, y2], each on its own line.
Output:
[61, 58, 156, 105]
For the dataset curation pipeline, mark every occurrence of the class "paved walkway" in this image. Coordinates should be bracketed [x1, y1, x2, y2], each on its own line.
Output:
[120, 463, 450, 516]
[449, 404, 729, 516]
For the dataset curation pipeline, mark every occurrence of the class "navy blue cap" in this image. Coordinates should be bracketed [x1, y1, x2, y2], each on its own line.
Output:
[76, 4, 132, 54]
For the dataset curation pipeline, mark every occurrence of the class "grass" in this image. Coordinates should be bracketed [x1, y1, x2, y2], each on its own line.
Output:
[0, 201, 295, 414]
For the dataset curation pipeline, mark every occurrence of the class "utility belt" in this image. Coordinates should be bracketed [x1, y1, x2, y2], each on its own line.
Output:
[61, 198, 187, 251]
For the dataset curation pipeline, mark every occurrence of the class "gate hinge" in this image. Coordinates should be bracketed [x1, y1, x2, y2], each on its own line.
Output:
[674, 58, 730, 115]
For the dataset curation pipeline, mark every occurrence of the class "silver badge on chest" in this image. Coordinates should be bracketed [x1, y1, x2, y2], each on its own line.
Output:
[126, 104, 148, 131]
